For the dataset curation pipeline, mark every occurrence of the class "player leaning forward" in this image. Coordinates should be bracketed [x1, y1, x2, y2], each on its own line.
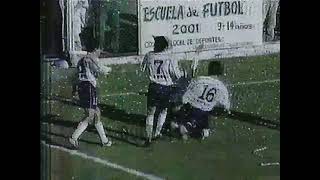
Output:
[171, 76, 231, 140]
[69, 50, 112, 148]
[141, 36, 182, 144]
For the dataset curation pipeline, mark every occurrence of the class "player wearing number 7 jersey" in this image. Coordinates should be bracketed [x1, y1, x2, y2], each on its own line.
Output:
[141, 36, 182, 145]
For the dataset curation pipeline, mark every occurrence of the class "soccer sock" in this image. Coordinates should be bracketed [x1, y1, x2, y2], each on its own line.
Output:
[146, 115, 154, 141]
[95, 121, 109, 144]
[170, 121, 179, 130]
[155, 109, 168, 137]
[72, 120, 89, 140]
[180, 125, 189, 140]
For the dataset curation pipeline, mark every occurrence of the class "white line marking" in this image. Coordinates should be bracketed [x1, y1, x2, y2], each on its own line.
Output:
[253, 146, 268, 154]
[103, 79, 280, 97]
[260, 162, 280, 166]
[41, 141, 164, 180]
[230, 79, 280, 87]
[104, 92, 141, 97]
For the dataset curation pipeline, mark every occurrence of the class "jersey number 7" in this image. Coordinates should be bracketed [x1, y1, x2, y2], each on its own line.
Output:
[154, 60, 164, 79]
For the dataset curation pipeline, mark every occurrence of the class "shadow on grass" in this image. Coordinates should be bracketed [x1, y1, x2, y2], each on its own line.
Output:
[48, 95, 280, 135]
[41, 114, 147, 148]
[211, 108, 280, 131]
[47, 95, 80, 106]
[47, 95, 146, 128]
[99, 103, 146, 127]
[41, 132, 83, 150]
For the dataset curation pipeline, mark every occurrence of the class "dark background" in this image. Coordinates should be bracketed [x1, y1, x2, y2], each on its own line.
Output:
[0, 0, 316, 180]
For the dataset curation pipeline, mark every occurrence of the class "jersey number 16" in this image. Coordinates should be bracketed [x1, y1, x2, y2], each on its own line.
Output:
[198, 85, 216, 102]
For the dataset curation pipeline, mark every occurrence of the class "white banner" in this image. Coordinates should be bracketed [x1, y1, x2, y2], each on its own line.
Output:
[138, 0, 263, 55]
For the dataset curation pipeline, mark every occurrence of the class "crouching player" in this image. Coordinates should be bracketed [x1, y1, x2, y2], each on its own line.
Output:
[170, 76, 231, 140]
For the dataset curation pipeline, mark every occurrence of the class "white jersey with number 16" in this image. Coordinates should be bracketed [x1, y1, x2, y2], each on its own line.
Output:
[182, 76, 231, 112]
[141, 51, 181, 86]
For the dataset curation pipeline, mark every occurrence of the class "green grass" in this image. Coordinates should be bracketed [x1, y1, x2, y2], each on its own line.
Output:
[41, 54, 280, 180]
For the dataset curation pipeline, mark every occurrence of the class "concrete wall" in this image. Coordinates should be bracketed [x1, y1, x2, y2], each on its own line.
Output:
[69, 41, 279, 66]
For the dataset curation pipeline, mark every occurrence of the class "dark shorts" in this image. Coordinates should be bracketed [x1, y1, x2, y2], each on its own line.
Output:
[78, 81, 98, 109]
[147, 82, 173, 108]
[176, 104, 210, 137]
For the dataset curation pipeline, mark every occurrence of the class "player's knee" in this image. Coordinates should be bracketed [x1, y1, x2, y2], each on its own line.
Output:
[94, 108, 101, 121]
[159, 108, 168, 113]
[84, 108, 94, 116]
[94, 120, 102, 126]
[170, 121, 179, 130]
[83, 109, 95, 123]
[95, 107, 101, 116]
[158, 108, 168, 117]
[172, 105, 182, 113]
[78, 120, 89, 128]
[147, 106, 156, 115]
[179, 125, 188, 135]
[88, 109, 95, 117]
[146, 116, 154, 126]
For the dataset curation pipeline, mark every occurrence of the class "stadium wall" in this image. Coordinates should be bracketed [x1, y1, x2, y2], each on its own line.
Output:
[70, 41, 279, 66]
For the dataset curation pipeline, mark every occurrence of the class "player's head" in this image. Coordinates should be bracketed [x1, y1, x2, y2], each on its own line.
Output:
[86, 49, 102, 60]
[153, 36, 169, 53]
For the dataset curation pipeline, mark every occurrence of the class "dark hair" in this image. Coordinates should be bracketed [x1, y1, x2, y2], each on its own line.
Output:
[153, 36, 169, 52]
[85, 47, 96, 53]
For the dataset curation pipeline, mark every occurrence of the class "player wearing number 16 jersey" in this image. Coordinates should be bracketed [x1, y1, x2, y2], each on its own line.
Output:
[141, 36, 182, 145]
[171, 76, 231, 140]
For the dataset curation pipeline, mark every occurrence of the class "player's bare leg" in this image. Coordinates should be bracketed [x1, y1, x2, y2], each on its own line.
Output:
[154, 108, 168, 138]
[69, 108, 95, 148]
[201, 129, 210, 140]
[94, 107, 112, 147]
[168, 104, 184, 138]
[170, 121, 179, 130]
[172, 104, 182, 113]
[179, 125, 189, 141]
[145, 106, 156, 144]
[169, 121, 179, 140]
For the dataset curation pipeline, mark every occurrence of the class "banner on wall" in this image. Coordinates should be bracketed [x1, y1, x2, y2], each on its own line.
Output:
[138, 0, 263, 55]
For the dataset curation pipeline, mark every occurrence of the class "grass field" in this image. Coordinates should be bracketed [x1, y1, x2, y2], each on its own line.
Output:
[41, 53, 280, 180]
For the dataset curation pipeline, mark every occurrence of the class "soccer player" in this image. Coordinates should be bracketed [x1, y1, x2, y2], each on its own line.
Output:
[69, 49, 112, 148]
[170, 76, 231, 140]
[141, 36, 182, 145]
[263, 0, 280, 41]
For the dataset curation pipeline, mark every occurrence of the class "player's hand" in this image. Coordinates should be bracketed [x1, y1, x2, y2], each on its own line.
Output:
[72, 91, 78, 98]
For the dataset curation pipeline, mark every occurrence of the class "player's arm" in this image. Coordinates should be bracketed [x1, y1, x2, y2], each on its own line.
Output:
[169, 58, 182, 81]
[87, 50, 103, 75]
[221, 94, 231, 114]
[87, 57, 103, 78]
[140, 52, 149, 72]
[214, 101, 231, 115]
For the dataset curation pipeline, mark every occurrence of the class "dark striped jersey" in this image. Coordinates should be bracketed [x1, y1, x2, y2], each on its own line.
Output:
[77, 56, 100, 87]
